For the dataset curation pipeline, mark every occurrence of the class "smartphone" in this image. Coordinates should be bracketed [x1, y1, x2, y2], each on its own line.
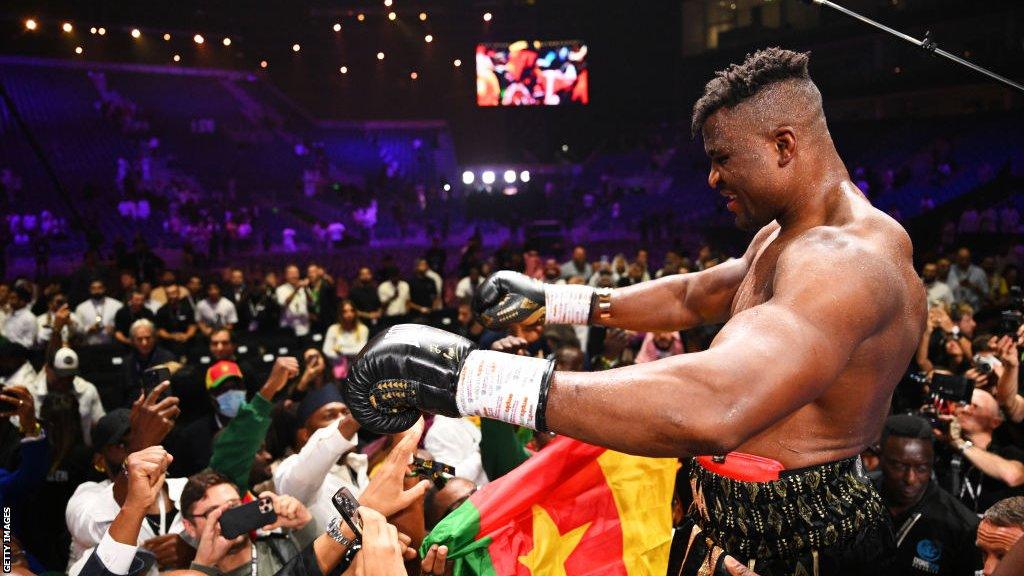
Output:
[219, 497, 276, 539]
[142, 366, 171, 394]
[331, 487, 362, 539]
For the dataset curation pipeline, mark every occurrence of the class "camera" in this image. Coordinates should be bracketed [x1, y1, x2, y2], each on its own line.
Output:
[1000, 310, 1023, 337]
[973, 354, 1001, 375]
[932, 372, 973, 404]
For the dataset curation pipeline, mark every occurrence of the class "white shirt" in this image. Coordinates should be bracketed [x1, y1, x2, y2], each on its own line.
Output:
[323, 323, 369, 360]
[946, 264, 988, 308]
[276, 284, 310, 336]
[925, 280, 955, 311]
[81, 531, 140, 576]
[426, 270, 443, 297]
[194, 297, 239, 328]
[274, 421, 368, 529]
[455, 277, 481, 302]
[66, 477, 188, 572]
[26, 371, 105, 446]
[2, 307, 37, 349]
[1, 361, 36, 388]
[37, 310, 78, 348]
[377, 281, 410, 317]
[144, 298, 161, 315]
[424, 416, 489, 486]
[74, 297, 124, 345]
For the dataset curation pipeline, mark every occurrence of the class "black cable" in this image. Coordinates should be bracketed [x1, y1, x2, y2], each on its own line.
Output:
[802, 0, 1024, 93]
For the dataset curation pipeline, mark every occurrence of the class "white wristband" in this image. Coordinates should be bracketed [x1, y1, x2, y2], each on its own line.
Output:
[544, 284, 594, 325]
[456, 350, 550, 429]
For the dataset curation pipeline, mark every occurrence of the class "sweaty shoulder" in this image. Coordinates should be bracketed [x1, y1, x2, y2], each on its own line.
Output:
[774, 222, 906, 334]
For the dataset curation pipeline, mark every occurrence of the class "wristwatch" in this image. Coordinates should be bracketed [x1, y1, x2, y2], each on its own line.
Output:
[595, 288, 613, 321]
[327, 517, 359, 549]
[327, 517, 362, 571]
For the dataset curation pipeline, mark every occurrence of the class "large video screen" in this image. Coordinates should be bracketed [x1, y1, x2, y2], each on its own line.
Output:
[476, 40, 589, 106]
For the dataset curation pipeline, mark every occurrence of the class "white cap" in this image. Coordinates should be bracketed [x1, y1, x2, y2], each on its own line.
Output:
[53, 347, 79, 377]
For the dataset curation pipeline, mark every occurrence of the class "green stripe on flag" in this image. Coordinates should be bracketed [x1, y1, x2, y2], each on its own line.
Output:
[421, 500, 498, 576]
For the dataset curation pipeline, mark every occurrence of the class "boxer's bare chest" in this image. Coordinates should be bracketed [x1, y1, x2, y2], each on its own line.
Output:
[730, 234, 787, 315]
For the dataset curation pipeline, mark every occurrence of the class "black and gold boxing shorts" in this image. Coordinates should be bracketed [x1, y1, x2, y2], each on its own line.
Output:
[669, 452, 894, 576]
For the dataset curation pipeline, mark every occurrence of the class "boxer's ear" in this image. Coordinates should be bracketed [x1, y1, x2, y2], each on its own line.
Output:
[773, 127, 796, 167]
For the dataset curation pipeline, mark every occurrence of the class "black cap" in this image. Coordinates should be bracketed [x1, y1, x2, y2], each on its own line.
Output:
[92, 408, 131, 451]
[297, 383, 347, 427]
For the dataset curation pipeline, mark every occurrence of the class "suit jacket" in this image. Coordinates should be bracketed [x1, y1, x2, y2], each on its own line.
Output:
[77, 547, 155, 576]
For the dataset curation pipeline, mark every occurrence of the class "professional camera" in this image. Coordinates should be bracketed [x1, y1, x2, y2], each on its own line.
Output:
[911, 371, 973, 433]
[973, 354, 1002, 375]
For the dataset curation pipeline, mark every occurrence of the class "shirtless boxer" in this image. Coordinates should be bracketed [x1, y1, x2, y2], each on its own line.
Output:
[344, 47, 926, 575]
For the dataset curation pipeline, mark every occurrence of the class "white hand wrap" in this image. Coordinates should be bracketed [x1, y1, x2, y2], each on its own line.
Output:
[543, 284, 594, 325]
[456, 350, 550, 429]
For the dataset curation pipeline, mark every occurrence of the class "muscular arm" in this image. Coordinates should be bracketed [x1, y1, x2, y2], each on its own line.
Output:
[592, 224, 775, 333]
[548, 232, 893, 457]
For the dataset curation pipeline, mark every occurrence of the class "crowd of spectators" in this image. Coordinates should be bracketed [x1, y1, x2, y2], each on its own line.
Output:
[2, 219, 1024, 575]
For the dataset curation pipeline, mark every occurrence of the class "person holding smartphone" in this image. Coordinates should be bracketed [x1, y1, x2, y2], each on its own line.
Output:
[181, 470, 316, 576]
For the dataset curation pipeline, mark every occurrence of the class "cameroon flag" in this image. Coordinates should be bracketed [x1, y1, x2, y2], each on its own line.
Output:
[421, 437, 676, 576]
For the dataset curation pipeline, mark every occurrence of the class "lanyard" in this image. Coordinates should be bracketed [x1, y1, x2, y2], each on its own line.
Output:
[250, 541, 258, 576]
[158, 493, 167, 536]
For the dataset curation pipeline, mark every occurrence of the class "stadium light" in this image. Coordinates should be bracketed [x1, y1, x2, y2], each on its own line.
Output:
[62, 22, 73, 33]
[90, 27, 97, 34]
[377, 51, 385, 60]
[357, 13, 365, 21]
[388, 12, 397, 21]
[384, 0, 393, 6]
[260, 60, 268, 69]
[424, 34, 433, 43]
[453, 59, 462, 67]
[25, 19, 38, 31]
[410, 71, 418, 80]
[222, 37, 231, 46]
[462, 171, 474, 185]
[443, 183, 451, 192]
[292, 43, 300, 52]
[333, 23, 341, 32]
[163, 33, 171, 41]
[503, 170, 517, 184]
[75, 46, 83, 54]
[340, 66, 348, 74]
[131, 28, 141, 39]
[173, 54, 181, 62]
[483, 12, 493, 22]
[98, 27, 106, 35]
[419, 12, 428, 21]
[482, 170, 496, 185]
[193, 34, 204, 44]
[520, 170, 531, 183]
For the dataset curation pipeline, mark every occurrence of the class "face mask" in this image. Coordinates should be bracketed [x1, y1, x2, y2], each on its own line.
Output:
[215, 390, 246, 418]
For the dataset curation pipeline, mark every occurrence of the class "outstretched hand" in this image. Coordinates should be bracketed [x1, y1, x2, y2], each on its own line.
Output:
[358, 419, 430, 518]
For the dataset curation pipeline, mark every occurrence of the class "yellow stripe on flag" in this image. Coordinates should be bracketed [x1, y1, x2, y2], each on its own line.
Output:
[596, 451, 677, 576]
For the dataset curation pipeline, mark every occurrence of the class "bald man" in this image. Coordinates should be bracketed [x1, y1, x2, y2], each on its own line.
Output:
[945, 388, 1024, 512]
[346, 48, 925, 574]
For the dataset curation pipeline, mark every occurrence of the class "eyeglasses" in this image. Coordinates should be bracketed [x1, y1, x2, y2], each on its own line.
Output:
[191, 498, 241, 519]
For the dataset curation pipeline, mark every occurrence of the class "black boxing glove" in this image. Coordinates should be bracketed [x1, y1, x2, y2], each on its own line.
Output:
[343, 324, 556, 434]
[474, 270, 597, 330]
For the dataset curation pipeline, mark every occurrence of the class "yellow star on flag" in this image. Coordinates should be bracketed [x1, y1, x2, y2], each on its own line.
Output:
[518, 505, 592, 576]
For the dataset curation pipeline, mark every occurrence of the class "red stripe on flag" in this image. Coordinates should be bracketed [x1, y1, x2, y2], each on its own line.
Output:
[473, 437, 629, 575]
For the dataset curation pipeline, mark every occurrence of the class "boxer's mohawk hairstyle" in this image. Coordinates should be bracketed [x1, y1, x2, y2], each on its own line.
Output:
[691, 47, 811, 137]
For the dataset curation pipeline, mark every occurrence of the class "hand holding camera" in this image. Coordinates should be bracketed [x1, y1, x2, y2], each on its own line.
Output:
[257, 491, 312, 532]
